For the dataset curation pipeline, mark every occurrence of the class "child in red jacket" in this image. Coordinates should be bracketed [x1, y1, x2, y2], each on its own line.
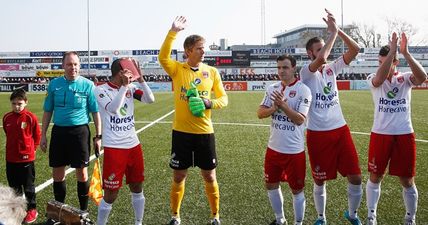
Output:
[2, 89, 41, 224]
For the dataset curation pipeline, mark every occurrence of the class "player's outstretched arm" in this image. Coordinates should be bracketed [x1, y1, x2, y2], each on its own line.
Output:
[170, 16, 187, 33]
[338, 28, 360, 64]
[372, 32, 398, 87]
[159, 16, 187, 77]
[309, 9, 338, 72]
[136, 70, 155, 103]
[400, 33, 427, 85]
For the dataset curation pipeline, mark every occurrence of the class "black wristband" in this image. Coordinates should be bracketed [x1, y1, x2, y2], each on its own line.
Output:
[202, 98, 212, 109]
[93, 134, 102, 141]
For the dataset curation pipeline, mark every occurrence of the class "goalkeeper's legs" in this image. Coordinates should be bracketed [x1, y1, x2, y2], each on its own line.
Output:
[170, 169, 188, 220]
[202, 169, 220, 220]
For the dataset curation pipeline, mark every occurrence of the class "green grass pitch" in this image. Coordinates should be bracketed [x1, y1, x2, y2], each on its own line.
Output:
[0, 90, 426, 224]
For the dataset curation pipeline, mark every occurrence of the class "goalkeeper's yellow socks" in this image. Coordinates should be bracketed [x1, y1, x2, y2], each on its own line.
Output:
[204, 180, 220, 219]
[170, 180, 185, 218]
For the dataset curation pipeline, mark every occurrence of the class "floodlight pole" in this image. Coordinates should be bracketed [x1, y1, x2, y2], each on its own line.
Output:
[87, 0, 91, 77]
[341, 0, 344, 54]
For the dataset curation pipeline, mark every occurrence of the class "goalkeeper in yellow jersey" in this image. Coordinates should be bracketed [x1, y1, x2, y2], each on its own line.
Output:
[159, 16, 228, 225]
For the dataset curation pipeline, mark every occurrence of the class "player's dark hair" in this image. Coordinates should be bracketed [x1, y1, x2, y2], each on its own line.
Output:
[10, 88, 27, 101]
[379, 45, 398, 61]
[277, 54, 297, 67]
[306, 37, 324, 51]
[62, 51, 79, 62]
[184, 35, 205, 50]
[110, 58, 123, 77]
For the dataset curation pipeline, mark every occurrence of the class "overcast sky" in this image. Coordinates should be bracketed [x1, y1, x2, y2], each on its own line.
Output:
[1, 0, 427, 52]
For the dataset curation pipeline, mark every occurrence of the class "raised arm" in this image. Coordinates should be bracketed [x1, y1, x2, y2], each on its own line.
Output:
[136, 75, 155, 104]
[400, 33, 427, 85]
[308, 9, 338, 72]
[372, 32, 398, 87]
[338, 28, 361, 64]
[158, 16, 187, 75]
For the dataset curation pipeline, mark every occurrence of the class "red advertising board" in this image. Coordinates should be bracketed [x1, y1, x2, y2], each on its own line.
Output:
[223, 82, 247, 91]
[337, 80, 350, 90]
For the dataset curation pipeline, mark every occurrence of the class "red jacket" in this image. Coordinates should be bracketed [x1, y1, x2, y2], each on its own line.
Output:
[2, 109, 41, 162]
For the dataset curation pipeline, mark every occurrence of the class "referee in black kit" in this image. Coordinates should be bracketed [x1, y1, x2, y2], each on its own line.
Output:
[40, 51, 102, 211]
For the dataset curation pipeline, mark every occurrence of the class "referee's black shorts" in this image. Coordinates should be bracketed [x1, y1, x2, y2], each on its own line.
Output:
[49, 124, 90, 168]
[170, 130, 217, 170]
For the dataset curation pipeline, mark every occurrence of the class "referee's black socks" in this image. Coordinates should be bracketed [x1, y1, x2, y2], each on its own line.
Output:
[53, 181, 66, 203]
[78, 181, 89, 211]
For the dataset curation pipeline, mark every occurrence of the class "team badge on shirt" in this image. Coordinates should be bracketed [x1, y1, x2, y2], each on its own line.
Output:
[21, 122, 27, 129]
[326, 68, 333, 76]
[202, 71, 209, 78]
[126, 90, 132, 98]
[397, 76, 404, 83]
[289, 90, 296, 98]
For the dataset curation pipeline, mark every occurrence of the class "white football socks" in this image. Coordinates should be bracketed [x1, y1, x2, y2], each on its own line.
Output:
[366, 180, 381, 219]
[132, 191, 146, 225]
[347, 183, 362, 219]
[292, 191, 305, 223]
[403, 185, 418, 221]
[268, 187, 285, 223]
[97, 199, 112, 225]
[313, 183, 326, 220]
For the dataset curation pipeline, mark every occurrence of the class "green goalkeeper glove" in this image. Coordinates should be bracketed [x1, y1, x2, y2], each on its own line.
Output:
[186, 81, 199, 98]
[189, 96, 205, 117]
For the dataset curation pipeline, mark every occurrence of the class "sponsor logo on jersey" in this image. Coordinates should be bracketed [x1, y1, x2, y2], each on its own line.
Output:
[387, 87, 399, 99]
[323, 82, 332, 94]
[108, 173, 116, 181]
[194, 78, 201, 85]
[289, 90, 296, 98]
[119, 107, 127, 116]
[99, 93, 105, 98]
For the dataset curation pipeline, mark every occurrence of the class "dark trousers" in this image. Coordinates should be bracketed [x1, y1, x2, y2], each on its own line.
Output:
[6, 161, 36, 210]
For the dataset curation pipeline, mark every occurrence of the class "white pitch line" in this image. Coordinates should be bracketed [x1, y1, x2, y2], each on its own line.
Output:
[35, 110, 175, 194]
[131, 120, 428, 143]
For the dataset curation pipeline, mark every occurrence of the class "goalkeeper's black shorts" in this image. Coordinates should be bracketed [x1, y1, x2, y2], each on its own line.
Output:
[169, 130, 217, 170]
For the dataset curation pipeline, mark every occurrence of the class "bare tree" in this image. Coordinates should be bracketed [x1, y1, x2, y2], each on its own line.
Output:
[384, 17, 418, 43]
[349, 22, 381, 48]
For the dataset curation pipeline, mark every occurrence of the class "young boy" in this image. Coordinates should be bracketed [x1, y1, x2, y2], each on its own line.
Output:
[2, 88, 41, 224]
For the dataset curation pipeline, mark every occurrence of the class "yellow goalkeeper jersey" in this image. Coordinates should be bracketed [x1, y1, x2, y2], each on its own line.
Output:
[159, 30, 228, 134]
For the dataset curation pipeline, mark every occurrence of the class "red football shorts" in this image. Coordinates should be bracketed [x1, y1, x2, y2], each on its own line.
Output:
[307, 125, 361, 181]
[368, 132, 416, 177]
[102, 144, 145, 190]
[264, 147, 306, 190]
